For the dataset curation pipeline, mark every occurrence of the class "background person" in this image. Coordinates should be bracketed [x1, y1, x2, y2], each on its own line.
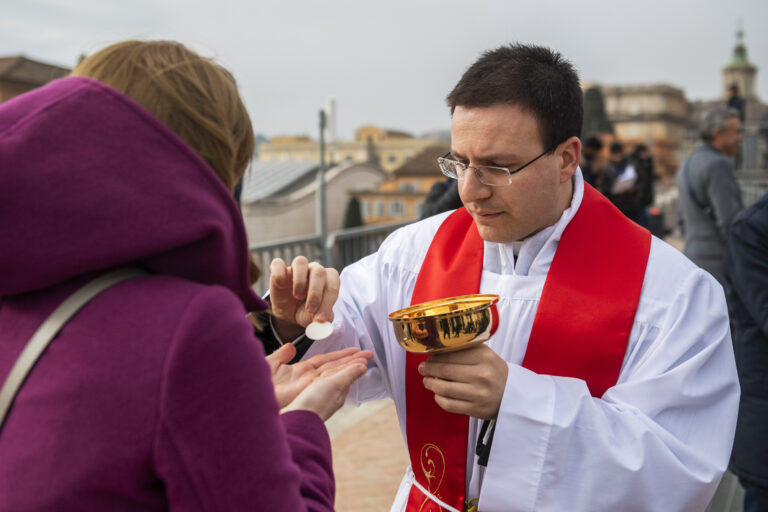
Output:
[631, 143, 655, 228]
[676, 106, 744, 285]
[420, 177, 463, 219]
[0, 40, 371, 511]
[607, 141, 639, 219]
[724, 191, 768, 512]
[579, 135, 604, 186]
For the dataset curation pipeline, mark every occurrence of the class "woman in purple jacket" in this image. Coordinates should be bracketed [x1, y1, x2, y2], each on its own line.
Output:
[0, 40, 371, 510]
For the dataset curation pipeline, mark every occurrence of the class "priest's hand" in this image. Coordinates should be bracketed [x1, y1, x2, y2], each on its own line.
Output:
[269, 256, 340, 338]
[418, 344, 509, 420]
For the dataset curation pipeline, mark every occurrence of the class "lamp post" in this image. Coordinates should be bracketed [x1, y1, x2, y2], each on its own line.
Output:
[316, 109, 329, 265]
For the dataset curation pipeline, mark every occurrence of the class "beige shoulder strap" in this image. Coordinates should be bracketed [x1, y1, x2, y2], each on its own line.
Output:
[0, 268, 147, 430]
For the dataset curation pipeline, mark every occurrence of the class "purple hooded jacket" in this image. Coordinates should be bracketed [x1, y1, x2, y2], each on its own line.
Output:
[0, 77, 335, 511]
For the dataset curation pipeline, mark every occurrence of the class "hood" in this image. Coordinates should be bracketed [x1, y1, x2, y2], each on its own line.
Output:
[0, 77, 267, 312]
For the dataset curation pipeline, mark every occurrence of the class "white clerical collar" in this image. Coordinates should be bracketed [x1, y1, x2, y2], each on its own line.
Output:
[483, 168, 585, 276]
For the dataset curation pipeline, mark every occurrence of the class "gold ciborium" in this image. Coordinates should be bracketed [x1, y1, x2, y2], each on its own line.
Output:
[388, 294, 500, 354]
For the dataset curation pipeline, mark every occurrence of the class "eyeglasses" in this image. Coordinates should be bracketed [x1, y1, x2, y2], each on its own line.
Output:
[437, 146, 555, 186]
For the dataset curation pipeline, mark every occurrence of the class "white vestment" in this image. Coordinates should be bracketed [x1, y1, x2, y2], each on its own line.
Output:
[303, 170, 740, 512]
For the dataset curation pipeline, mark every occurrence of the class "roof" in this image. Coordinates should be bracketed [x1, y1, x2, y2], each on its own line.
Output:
[392, 144, 450, 177]
[727, 30, 755, 69]
[240, 161, 319, 203]
[0, 56, 70, 85]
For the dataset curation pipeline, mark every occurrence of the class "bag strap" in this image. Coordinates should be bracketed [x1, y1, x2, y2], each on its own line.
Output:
[0, 267, 147, 430]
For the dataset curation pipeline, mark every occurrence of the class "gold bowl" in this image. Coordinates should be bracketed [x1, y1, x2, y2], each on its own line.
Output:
[388, 294, 500, 354]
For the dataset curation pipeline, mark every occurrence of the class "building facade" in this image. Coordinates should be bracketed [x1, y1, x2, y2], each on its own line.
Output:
[600, 84, 689, 176]
[240, 161, 387, 244]
[258, 125, 445, 173]
[0, 56, 70, 102]
[597, 31, 767, 176]
[354, 144, 451, 225]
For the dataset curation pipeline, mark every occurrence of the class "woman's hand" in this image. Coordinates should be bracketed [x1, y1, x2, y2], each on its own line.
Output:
[267, 343, 372, 409]
[281, 357, 370, 422]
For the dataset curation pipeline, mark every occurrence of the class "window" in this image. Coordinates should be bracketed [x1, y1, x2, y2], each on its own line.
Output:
[361, 200, 370, 217]
[376, 201, 385, 217]
[388, 155, 397, 164]
[415, 202, 424, 218]
[399, 182, 416, 192]
[390, 201, 405, 217]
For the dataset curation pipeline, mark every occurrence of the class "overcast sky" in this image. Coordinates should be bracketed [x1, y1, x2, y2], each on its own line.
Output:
[3, 0, 767, 140]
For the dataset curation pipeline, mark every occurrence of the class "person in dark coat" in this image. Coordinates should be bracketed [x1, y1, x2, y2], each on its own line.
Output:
[420, 177, 463, 219]
[580, 135, 604, 186]
[606, 142, 639, 219]
[724, 191, 768, 512]
[631, 144, 655, 228]
[727, 83, 746, 123]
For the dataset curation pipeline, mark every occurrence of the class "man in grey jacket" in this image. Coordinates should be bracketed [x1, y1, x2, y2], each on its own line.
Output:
[676, 106, 743, 284]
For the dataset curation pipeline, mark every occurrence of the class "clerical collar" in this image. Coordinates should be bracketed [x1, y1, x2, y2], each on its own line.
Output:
[483, 168, 585, 276]
[512, 241, 523, 258]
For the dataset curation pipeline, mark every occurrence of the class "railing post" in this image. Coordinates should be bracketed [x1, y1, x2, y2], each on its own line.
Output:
[317, 109, 329, 266]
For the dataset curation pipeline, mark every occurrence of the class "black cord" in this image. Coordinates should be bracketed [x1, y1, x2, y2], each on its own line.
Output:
[475, 419, 496, 467]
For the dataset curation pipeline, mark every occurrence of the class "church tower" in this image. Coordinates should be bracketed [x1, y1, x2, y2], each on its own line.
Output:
[722, 29, 758, 101]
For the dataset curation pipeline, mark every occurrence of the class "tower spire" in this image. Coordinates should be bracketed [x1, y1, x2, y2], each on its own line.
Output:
[723, 25, 757, 101]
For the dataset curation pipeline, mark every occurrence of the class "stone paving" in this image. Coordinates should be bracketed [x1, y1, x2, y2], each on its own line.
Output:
[327, 400, 407, 511]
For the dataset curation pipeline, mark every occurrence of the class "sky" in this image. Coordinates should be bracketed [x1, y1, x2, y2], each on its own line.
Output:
[3, 0, 767, 140]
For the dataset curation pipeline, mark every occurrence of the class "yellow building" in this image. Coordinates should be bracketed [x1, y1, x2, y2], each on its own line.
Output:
[259, 125, 446, 173]
[354, 144, 450, 224]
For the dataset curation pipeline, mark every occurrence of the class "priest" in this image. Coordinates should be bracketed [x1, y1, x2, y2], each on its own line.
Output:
[268, 43, 740, 512]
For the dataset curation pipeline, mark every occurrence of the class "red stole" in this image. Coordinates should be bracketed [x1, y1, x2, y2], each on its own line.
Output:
[404, 184, 651, 511]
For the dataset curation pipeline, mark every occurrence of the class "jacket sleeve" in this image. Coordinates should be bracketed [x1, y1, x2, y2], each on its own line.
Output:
[725, 207, 768, 337]
[153, 286, 334, 511]
[705, 160, 743, 240]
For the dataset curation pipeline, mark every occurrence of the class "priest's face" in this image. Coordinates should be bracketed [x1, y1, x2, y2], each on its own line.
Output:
[450, 103, 578, 243]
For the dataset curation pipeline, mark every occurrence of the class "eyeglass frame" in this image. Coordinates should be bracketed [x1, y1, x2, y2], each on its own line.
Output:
[436, 144, 558, 186]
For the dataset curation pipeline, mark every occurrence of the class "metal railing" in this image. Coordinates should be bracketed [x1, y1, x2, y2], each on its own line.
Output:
[654, 174, 768, 236]
[250, 234, 323, 296]
[327, 221, 411, 270]
[739, 177, 768, 207]
[250, 174, 767, 296]
[250, 221, 411, 296]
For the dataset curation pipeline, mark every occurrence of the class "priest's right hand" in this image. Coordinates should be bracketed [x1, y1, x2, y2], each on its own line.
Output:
[269, 256, 340, 336]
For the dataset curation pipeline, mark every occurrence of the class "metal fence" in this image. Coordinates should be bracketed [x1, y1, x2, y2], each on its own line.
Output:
[655, 173, 768, 235]
[250, 221, 411, 296]
[739, 176, 768, 207]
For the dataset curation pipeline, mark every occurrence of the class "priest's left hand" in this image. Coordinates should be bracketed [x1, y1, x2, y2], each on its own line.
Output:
[418, 344, 509, 420]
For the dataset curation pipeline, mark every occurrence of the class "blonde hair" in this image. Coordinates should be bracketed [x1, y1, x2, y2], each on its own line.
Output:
[72, 40, 254, 190]
[72, 40, 261, 283]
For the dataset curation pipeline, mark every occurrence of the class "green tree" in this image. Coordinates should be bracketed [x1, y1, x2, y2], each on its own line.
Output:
[343, 197, 364, 229]
[582, 87, 614, 137]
